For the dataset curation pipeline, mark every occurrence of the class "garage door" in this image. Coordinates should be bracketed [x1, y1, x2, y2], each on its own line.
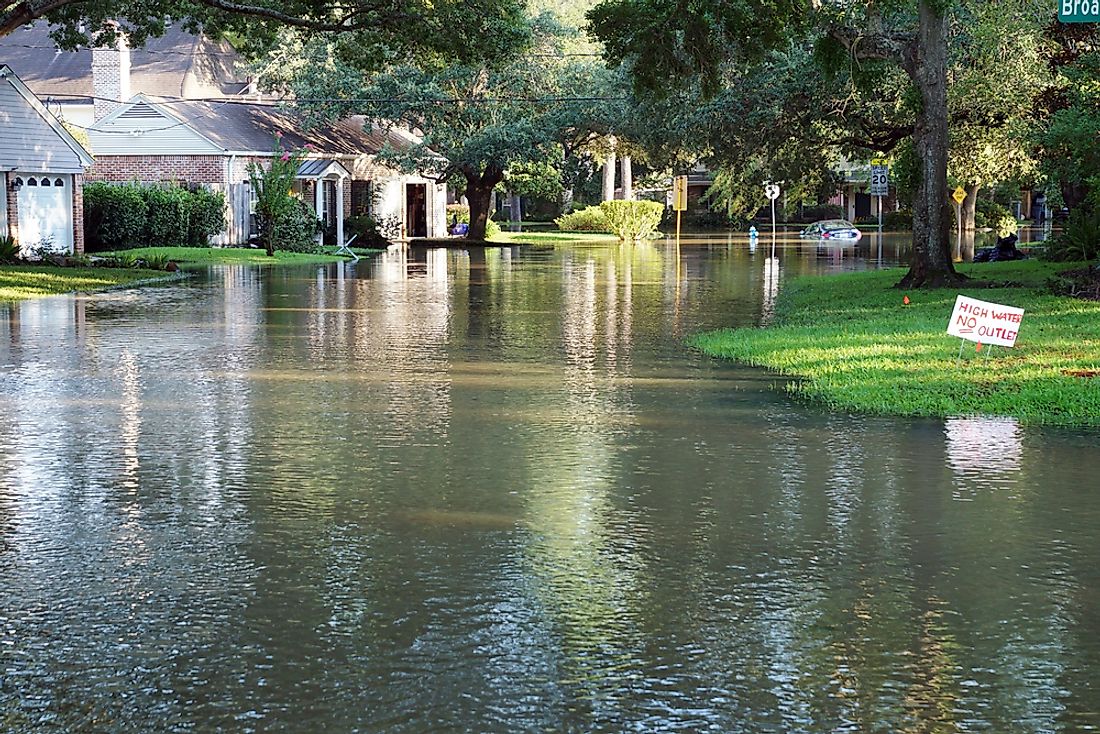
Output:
[16, 174, 73, 256]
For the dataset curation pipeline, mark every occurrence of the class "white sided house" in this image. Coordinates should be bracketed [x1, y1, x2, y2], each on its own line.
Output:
[0, 65, 94, 256]
[87, 97, 446, 246]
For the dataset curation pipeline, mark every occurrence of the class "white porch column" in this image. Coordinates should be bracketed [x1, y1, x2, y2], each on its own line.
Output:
[336, 177, 345, 248]
[314, 177, 324, 244]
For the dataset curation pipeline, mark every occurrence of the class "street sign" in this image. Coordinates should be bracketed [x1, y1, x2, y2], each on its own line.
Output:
[673, 175, 688, 211]
[1059, 0, 1100, 22]
[952, 186, 967, 205]
[764, 183, 780, 200]
[870, 164, 889, 197]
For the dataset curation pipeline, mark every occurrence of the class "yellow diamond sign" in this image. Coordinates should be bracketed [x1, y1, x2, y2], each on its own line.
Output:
[952, 186, 967, 205]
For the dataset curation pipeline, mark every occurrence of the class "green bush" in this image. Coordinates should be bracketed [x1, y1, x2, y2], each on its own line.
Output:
[188, 187, 227, 246]
[0, 234, 19, 263]
[975, 200, 1018, 235]
[1044, 207, 1100, 262]
[84, 182, 148, 248]
[83, 182, 226, 250]
[882, 210, 913, 231]
[795, 204, 843, 223]
[599, 200, 665, 241]
[271, 199, 322, 253]
[446, 203, 501, 238]
[143, 186, 191, 246]
[554, 205, 611, 232]
[345, 214, 391, 248]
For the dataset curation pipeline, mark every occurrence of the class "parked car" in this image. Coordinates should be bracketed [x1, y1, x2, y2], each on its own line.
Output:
[799, 219, 863, 241]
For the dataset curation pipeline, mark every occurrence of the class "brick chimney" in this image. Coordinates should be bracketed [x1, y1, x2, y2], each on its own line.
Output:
[92, 26, 131, 120]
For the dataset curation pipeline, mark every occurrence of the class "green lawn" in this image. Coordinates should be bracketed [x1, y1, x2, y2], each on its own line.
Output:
[103, 246, 381, 267]
[0, 265, 171, 302]
[491, 231, 623, 244]
[690, 260, 1100, 426]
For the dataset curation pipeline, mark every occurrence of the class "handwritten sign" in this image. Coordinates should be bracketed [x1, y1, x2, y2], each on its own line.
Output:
[947, 295, 1024, 347]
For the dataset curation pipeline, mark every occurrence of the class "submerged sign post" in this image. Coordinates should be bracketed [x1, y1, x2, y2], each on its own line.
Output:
[947, 295, 1025, 361]
[673, 175, 688, 247]
[870, 158, 889, 234]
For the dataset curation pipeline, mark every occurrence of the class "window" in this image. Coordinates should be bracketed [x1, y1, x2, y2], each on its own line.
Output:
[54, 178, 65, 187]
[40, 178, 51, 186]
[27, 178, 37, 186]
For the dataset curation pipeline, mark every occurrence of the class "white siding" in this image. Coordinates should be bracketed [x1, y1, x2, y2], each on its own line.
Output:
[88, 102, 222, 155]
[0, 78, 86, 173]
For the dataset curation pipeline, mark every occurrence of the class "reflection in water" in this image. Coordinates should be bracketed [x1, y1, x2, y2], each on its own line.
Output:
[0, 235, 1098, 732]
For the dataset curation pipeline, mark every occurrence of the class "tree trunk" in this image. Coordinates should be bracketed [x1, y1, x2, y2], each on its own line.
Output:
[621, 155, 634, 200]
[509, 191, 522, 224]
[603, 139, 617, 202]
[897, 0, 963, 289]
[464, 165, 503, 240]
[961, 184, 979, 231]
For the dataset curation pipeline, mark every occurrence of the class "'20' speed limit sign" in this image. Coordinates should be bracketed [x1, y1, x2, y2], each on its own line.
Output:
[764, 184, 781, 200]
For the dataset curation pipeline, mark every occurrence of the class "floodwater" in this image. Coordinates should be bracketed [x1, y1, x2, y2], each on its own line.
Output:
[1, 231, 1097, 733]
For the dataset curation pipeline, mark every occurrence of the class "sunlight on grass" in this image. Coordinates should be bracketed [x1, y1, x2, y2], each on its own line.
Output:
[691, 261, 1100, 425]
[0, 266, 169, 302]
[102, 246, 369, 267]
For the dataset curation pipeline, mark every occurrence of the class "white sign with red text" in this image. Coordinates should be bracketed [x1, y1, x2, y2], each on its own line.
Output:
[946, 295, 1024, 347]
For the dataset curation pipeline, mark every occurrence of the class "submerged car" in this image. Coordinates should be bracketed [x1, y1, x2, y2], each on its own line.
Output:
[799, 219, 863, 241]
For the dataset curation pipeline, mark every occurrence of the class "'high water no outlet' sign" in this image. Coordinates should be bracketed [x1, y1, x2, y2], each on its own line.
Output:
[1060, 0, 1099, 22]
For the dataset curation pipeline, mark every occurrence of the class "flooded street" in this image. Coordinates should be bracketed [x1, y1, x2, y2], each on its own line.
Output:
[2, 232, 1098, 732]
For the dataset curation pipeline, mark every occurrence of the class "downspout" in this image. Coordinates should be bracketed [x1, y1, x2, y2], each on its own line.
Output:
[227, 153, 237, 244]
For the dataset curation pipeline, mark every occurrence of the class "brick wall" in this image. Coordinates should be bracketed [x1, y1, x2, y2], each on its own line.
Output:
[71, 173, 85, 255]
[4, 173, 18, 243]
[86, 155, 226, 185]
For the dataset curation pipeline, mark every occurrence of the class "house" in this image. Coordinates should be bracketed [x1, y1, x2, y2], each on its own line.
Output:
[0, 64, 94, 256]
[0, 24, 446, 246]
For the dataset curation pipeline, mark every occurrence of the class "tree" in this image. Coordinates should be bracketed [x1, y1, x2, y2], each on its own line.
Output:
[262, 15, 613, 240]
[588, 0, 1047, 287]
[247, 135, 308, 256]
[1, 0, 528, 70]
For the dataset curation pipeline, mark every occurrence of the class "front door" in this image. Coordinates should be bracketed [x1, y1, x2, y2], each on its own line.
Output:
[405, 183, 427, 238]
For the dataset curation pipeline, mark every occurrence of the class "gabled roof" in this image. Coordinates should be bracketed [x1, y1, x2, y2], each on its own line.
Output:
[0, 24, 247, 101]
[296, 159, 350, 179]
[91, 97, 418, 157]
[0, 64, 95, 171]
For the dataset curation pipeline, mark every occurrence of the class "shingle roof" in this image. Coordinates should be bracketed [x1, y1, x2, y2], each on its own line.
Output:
[0, 23, 246, 101]
[163, 100, 417, 156]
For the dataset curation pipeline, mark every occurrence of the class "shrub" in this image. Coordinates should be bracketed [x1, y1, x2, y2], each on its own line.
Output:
[446, 203, 501, 238]
[83, 182, 226, 250]
[1044, 207, 1100, 262]
[975, 200, 1018, 235]
[0, 235, 19, 263]
[345, 214, 391, 248]
[84, 182, 148, 249]
[143, 185, 191, 247]
[882, 210, 913, 231]
[271, 199, 322, 253]
[795, 204, 843, 223]
[188, 187, 227, 246]
[554, 205, 611, 232]
[599, 200, 665, 241]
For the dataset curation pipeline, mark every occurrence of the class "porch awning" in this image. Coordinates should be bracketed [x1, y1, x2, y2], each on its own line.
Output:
[296, 158, 351, 179]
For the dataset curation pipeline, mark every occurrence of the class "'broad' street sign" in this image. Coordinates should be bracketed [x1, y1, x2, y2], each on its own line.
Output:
[1060, 0, 1099, 22]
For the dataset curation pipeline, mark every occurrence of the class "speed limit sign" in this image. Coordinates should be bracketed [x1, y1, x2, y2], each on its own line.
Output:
[764, 183, 781, 200]
[870, 159, 889, 196]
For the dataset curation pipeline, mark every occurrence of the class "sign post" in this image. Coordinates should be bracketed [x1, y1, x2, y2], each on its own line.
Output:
[764, 183, 781, 256]
[673, 175, 688, 248]
[951, 185, 967, 260]
[870, 158, 889, 237]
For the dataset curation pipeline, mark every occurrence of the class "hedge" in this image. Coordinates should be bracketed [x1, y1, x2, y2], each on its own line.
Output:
[84, 182, 226, 250]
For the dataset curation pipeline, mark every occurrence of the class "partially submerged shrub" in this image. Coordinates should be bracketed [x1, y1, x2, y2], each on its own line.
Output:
[599, 200, 665, 241]
[1044, 208, 1100, 262]
[271, 199, 322, 253]
[975, 200, 1018, 236]
[554, 205, 610, 232]
[83, 182, 226, 250]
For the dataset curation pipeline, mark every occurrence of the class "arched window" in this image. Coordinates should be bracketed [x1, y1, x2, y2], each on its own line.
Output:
[27, 178, 37, 186]
[40, 178, 51, 186]
[13, 177, 22, 187]
[54, 178, 65, 187]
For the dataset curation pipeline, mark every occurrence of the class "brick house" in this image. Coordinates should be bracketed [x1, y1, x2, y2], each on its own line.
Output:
[0, 24, 446, 246]
[0, 65, 94, 256]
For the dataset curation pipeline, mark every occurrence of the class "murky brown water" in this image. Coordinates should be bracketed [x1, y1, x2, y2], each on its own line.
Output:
[2, 232, 1098, 733]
